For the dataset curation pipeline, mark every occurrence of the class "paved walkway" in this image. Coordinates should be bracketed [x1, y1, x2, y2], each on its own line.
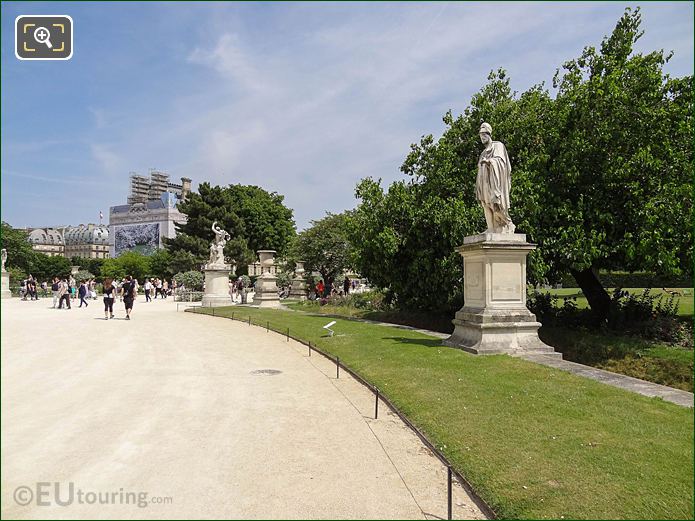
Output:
[1, 297, 485, 520]
[521, 354, 694, 408]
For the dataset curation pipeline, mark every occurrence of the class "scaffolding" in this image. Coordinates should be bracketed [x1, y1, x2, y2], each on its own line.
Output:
[128, 173, 149, 205]
[127, 170, 189, 204]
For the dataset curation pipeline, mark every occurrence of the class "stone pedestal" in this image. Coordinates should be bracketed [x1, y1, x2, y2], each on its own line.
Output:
[289, 261, 307, 300]
[252, 250, 280, 308]
[444, 233, 560, 358]
[1, 271, 11, 299]
[202, 266, 232, 307]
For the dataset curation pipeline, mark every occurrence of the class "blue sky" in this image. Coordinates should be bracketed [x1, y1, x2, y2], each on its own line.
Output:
[2, 1, 693, 231]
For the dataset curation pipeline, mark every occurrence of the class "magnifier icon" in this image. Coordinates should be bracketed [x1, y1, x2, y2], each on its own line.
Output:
[33, 26, 53, 49]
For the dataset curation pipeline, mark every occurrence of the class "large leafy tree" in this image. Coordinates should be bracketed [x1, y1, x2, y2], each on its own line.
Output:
[166, 183, 295, 273]
[31, 255, 71, 281]
[0, 222, 36, 272]
[351, 9, 692, 320]
[351, 71, 554, 312]
[101, 251, 151, 281]
[537, 8, 693, 319]
[294, 212, 353, 293]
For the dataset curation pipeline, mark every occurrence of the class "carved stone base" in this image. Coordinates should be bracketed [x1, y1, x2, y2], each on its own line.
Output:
[252, 272, 281, 308]
[444, 233, 560, 358]
[202, 267, 232, 307]
[444, 307, 559, 356]
[289, 276, 306, 300]
[1, 272, 11, 299]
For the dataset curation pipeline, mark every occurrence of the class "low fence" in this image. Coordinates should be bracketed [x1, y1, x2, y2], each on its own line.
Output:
[187, 305, 496, 520]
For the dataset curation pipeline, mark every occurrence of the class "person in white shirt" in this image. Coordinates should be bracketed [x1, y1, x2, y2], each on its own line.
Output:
[144, 278, 152, 302]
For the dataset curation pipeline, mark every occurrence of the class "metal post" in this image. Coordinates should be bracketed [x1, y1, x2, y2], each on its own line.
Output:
[267, 321, 269, 332]
[287, 328, 290, 342]
[212, 307, 215, 317]
[374, 387, 379, 419]
[232, 312, 234, 321]
[248, 315, 251, 326]
[336, 357, 340, 378]
[447, 465, 453, 520]
[308, 341, 311, 356]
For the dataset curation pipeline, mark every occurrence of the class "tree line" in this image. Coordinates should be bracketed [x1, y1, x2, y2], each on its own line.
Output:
[2, 9, 690, 325]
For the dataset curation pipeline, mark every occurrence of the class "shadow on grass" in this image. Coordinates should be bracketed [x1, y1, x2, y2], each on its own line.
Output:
[383, 336, 443, 348]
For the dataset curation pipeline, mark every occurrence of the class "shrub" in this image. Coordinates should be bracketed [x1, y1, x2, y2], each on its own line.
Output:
[532, 287, 692, 347]
[173, 270, 204, 291]
[526, 290, 556, 320]
[73, 270, 95, 283]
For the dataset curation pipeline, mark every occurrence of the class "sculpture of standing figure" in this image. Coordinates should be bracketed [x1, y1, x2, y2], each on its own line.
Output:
[1, 249, 6, 272]
[476, 122, 515, 234]
[207, 221, 231, 267]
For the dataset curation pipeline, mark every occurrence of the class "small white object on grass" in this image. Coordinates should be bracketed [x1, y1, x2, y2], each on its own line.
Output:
[323, 320, 337, 337]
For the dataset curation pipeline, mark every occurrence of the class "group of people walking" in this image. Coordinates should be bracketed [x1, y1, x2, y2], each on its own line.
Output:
[48, 277, 99, 309]
[44, 275, 139, 320]
[142, 278, 175, 302]
[101, 276, 137, 320]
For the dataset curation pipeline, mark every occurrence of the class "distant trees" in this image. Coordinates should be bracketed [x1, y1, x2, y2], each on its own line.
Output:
[165, 183, 295, 273]
[294, 213, 354, 292]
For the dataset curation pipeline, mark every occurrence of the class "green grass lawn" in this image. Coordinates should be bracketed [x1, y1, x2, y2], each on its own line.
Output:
[548, 287, 694, 317]
[287, 290, 694, 391]
[192, 306, 694, 519]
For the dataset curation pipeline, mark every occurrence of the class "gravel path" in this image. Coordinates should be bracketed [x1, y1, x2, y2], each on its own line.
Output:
[1, 297, 485, 519]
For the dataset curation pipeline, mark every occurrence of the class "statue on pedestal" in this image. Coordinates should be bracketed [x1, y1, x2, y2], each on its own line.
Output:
[476, 122, 515, 234]
[202, 222, 233, 307]
[1, 249, 6, 272]
[442, 123, 558, 358]
[206, 221, 231, 268]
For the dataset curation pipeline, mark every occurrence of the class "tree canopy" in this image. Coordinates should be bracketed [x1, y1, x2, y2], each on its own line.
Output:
[165, 183, 295, 273]
[294, 212, 354, 291]
[350, 8, 693, 319]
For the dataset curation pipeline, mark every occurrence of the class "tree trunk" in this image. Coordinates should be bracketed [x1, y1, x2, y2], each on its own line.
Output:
[570, 267, 611, 323]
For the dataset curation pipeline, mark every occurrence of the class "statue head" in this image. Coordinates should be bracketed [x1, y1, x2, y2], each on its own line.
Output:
[479, 122, 492, 145]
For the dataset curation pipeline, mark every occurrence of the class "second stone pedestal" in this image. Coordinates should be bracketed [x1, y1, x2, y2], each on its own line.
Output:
[252, 250, 281, 308]
[443, 233, 560, 358]
[252, 272, 281, 308]
[289, 261, 307, 300]
[202, 267, 232, 307]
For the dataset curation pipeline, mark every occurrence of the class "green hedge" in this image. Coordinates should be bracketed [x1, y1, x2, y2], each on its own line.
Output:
[560, 271, 693, 289]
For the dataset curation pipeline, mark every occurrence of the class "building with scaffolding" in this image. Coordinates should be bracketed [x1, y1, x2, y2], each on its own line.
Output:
[109, 170, 191, 257]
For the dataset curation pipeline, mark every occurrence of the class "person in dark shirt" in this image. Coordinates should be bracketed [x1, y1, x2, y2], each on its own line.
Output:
[121, 275, 136, 320]
[78, 281, 89, 308]
[103, 278, 116, 320]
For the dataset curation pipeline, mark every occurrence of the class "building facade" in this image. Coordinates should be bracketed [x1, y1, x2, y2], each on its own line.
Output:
[27, 225, 109, 259]
[27, 228, 65, 257]
[109, 170, 190, 257]
[64, 224, 110, 259]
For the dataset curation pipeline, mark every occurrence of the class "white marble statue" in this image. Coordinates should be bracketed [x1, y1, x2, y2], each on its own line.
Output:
[476, 122, 515, 234]
[1, 249, 6, 272]
[207, 221, 231, 267]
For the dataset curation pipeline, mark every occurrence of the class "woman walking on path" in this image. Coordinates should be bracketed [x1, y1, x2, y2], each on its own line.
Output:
[78, 281, 89, 308]
[103, 278, 116, 319]
[121, 275, 136, 320]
